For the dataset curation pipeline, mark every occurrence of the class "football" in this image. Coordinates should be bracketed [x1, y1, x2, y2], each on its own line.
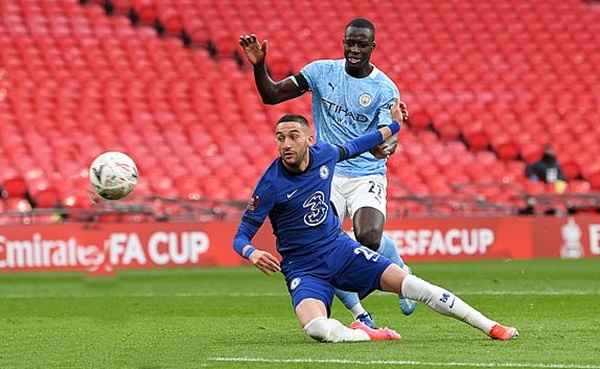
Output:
[89, 151, 138, 200]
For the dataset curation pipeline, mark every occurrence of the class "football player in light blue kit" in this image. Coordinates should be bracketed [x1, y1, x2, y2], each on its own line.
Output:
[232, 103, 518, 342]
[239, 18, 416, 328]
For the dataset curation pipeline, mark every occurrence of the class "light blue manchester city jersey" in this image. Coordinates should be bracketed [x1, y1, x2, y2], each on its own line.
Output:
[300, 59, 400, 177]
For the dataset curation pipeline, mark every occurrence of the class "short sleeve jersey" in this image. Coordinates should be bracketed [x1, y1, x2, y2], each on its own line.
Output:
[300, 59, 400, 177]
[241, 142, 343, 263]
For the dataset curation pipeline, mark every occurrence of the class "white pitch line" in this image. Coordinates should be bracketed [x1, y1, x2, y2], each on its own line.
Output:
[0, 289, 598, 299]
[0, 292, 285, 299]
[373, 290, 600, 296]
[209, 357, 600, 369]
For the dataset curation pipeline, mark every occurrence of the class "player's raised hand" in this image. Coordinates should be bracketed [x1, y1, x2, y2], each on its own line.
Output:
[370, 98, 407, 159]
[248, 249, 281, 275]
[391, 98, 409, 125]
[238, 34, 268, 66]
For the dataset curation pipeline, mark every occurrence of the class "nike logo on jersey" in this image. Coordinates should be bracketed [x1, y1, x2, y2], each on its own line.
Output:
[328, 82, 335, 90]
[286, 189, 299, 198]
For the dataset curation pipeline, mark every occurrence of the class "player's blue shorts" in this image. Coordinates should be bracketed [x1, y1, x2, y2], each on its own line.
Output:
[281, 233, 393, 314]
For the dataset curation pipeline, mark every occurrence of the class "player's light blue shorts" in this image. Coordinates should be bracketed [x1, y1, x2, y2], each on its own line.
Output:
[281, 234, 393, 313]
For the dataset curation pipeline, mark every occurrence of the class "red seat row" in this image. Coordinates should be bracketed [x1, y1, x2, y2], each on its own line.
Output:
[0, 0, 598, 218]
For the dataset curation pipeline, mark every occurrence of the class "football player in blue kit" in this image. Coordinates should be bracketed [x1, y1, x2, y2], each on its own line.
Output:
[232, 99, 518, 342]
[239, 17, 415, 329]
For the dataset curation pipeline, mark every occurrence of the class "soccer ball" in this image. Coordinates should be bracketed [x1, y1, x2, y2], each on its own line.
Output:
[89, 151, 138, 200]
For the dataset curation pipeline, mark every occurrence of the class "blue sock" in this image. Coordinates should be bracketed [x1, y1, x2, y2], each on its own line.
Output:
[377, 235, 405, 268]
[334, 289, 361, 311]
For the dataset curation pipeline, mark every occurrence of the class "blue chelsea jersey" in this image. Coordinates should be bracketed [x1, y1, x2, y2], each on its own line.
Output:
[239, 142, 343, 263]
[300, 59, 400, 177]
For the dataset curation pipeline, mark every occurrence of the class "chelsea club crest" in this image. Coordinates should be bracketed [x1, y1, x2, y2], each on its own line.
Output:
[319, 165, 329, 179]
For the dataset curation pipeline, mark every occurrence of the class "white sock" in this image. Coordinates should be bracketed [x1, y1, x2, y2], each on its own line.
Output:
[401, 274, 497, 336]
[349, 303, 366, 319]
[304, 317, 370, 342]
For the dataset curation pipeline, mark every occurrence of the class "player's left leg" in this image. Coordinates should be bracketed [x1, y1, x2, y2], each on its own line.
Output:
[379, 264, 519, 341]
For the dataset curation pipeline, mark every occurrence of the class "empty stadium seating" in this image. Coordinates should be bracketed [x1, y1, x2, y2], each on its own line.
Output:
[0, 0, 599, 220]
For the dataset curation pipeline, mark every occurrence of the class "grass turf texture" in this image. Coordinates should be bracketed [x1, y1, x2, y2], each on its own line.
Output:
[0, 258, 599, 369]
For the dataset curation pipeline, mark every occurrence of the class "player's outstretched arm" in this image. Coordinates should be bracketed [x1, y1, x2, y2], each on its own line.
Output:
[239, 34, 304, 104]
[339, 104, 403, 161]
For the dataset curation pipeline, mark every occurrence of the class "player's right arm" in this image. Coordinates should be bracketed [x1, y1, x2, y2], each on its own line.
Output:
[338, 98, 405, 161]
[232, 178, 281, 275]
[238, 34, 304, 104]
[235, 226, 281, 275]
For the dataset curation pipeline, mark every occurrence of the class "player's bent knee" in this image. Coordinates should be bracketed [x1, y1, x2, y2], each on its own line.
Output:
[303, 317, 345, 343]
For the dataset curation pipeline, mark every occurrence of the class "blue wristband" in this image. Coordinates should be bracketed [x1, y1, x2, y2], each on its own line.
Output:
[243, 246, 256, 259]
[389, 121, 401, 135]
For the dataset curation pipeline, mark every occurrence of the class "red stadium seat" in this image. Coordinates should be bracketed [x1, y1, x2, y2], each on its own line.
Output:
[462, 130, 490, 152]
[408, 111, 431, 130]
[131, 1, 156, 23]
[494, 141, 520, 161]
[560, 161, 581, 181]
[523, 181, 548, 196]
[436, 123, 460, 141]
[32, 189, 60, 208]
[159, 13, 183, 36]
[589, 172, 600, 191]
[2, 177, 28, 199]
[111, 0, 133, 14]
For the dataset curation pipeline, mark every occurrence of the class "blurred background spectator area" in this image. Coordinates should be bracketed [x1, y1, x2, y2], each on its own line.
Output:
[0, 0, 599, 224]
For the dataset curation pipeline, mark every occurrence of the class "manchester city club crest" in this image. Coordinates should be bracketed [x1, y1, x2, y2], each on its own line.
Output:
[319, 165, 329, 179]
[359, 93, 372, 107]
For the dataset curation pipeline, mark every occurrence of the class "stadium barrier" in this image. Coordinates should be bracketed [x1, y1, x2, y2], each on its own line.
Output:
[0, 215, 598, 275]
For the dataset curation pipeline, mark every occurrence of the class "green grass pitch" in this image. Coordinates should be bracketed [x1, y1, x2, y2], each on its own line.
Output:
[0, 258, 599, 369]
